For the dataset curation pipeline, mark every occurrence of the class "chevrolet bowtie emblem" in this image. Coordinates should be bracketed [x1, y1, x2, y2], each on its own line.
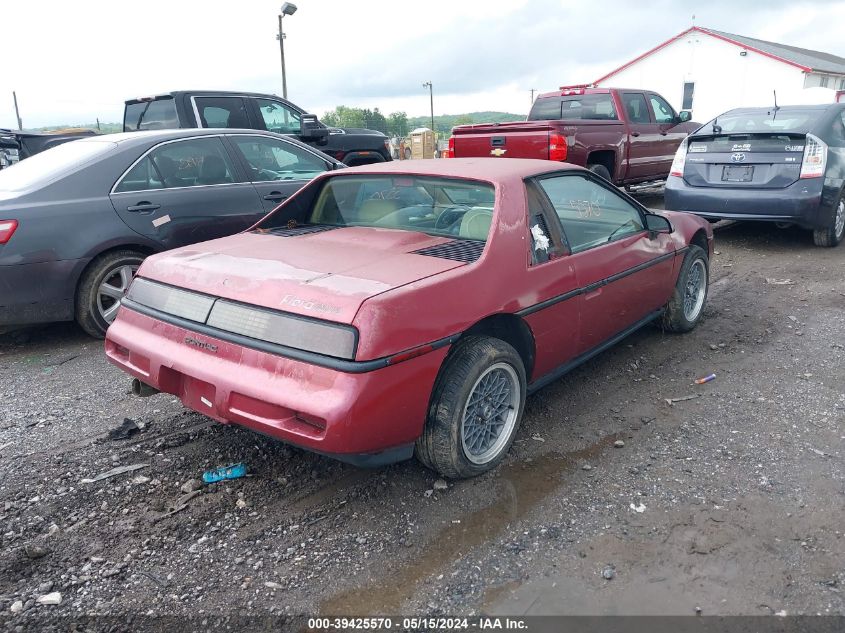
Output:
[490, 148, 507, 157]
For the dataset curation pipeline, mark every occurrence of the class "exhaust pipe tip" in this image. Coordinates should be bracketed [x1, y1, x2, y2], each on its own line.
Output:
[131, 378, 160, 398]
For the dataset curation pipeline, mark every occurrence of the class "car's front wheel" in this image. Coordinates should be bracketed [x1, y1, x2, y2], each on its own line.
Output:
[661, 245, 709, 333]
[813, 194, 845, 247]
[76, 250, 144, 338]
[416, 336, 526, 479]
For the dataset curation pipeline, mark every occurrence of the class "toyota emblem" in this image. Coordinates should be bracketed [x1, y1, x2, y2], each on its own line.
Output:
[730, 153, 746, 163]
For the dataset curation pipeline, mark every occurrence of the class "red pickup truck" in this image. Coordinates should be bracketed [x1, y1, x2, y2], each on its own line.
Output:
[445, 86, 699, 186]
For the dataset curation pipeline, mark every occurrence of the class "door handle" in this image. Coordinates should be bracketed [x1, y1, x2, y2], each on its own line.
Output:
[631, 132, 640, 137]
[263, 192, 289, 202]
[126, 202, 161, 213]
[660, 131, 668, 136]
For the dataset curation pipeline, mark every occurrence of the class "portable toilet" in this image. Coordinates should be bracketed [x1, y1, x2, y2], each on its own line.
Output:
[409, 127, 435, 159]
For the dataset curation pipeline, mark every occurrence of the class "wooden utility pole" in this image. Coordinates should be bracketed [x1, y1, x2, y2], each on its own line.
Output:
[12, 91, 22, 130]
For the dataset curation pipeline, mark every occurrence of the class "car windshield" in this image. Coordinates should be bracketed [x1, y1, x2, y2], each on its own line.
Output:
[0, 139, 117, 192]
[699, 109, 823, 135]
[262, 175, 496, 241]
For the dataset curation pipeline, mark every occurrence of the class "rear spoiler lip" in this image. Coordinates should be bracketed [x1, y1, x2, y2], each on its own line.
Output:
[689, 131, 809, 141]
[125, 95, 174, 105]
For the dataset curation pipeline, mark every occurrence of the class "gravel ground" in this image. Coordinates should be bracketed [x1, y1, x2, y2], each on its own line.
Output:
[1, 204, 843, 629]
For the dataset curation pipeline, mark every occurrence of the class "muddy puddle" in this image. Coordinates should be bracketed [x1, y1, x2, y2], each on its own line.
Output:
[320, 434, 619, 615]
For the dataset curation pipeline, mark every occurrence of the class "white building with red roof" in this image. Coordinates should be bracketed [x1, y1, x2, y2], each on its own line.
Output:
[594, 26, 845, 122]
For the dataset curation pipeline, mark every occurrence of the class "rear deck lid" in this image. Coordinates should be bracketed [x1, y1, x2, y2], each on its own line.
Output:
[137, 228, 469, 324]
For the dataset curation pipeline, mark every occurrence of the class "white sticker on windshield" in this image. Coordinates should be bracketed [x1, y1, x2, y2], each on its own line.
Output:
[531, 224, 550, 251]
[152, 214, 171, 228]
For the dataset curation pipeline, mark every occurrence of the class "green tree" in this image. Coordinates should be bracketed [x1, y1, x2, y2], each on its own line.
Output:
[363, 108, 388, 134]
[386, 111, 408, 137]
[321, 105, 366, 129]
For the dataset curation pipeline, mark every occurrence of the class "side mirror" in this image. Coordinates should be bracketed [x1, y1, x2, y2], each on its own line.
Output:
[300, 114, 329, 144]
[645, 213, 673, 235]
[677, 110, 692, 123]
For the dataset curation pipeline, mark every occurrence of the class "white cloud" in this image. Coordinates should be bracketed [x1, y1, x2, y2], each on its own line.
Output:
[1, 0, 844, 128]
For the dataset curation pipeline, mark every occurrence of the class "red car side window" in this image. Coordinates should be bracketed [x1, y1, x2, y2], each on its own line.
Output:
[525, 181, 568, 265]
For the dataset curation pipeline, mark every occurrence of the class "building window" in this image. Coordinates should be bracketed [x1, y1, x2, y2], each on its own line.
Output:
[839, 78, 845, 90]
[682, 82, 695, 110]
[820, 75, 829, 88]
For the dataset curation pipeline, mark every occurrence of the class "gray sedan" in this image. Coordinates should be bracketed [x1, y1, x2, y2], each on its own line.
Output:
[0, 128, 343, 337]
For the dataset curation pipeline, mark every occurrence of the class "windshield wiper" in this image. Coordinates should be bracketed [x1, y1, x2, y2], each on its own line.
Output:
[607, 219, 637, 243]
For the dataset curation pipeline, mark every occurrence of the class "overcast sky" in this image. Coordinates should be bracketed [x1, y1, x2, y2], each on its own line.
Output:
[3, 0, 845, 128]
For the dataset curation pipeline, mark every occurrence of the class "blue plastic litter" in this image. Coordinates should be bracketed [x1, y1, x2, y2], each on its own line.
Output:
[202, 463, 247, 484]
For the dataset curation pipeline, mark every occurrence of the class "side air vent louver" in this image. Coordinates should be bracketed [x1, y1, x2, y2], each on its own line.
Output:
[412, 240, 486, 263]
[257, 225, 340, 237]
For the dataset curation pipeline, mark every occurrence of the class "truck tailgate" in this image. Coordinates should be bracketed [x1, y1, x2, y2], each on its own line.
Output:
[451, 121, 551, 159]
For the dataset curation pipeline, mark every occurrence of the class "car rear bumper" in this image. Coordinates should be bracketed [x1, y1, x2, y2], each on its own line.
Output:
[0, 259, 85, 326]
[105, 306, 448, 466]
[664, 175, 831, 229]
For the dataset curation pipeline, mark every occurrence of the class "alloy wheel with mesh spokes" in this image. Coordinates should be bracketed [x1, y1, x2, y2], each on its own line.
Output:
[416, 335, 527, 479]
[460, 363, 521, 465]
[682, 259, 707, 322]
[661, 244, 709, 334]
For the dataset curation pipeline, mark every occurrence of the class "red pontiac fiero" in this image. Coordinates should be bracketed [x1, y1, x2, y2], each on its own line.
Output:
[106, 159, 713, 478]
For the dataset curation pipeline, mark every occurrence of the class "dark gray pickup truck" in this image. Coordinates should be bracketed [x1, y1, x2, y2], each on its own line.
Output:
[123, 90, 391, 166]
[0, 128, 98, 169]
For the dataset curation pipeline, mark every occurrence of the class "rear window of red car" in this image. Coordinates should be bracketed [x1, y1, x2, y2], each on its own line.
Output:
[263, 175, 496, 242]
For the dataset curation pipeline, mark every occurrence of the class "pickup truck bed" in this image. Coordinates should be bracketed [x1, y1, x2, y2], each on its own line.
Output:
[447, 87, 698, 186]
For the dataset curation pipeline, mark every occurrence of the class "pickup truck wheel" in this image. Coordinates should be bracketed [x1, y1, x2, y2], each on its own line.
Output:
[812, 195, 845, 247]
[416, 336, 526, 479]
[75, 250, 144, 338]
[661, 245, 708, 333]
[588, 164, 612, 181]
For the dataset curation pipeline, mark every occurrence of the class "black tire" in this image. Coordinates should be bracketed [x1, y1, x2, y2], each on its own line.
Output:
[75, 250, 144, 338]
[661, 245, 708, 333]
[588, 163, 612, 181]
[416, 336, 527, 479]
[812, 194, 844, 247]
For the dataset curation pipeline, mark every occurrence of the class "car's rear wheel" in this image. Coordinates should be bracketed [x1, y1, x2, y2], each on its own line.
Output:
[587, 164, 612, 181]
[661, 245, 708, 333]
[416, 336, 526, 479]
[76, 250, 144, 338]
[813, 195, 845, 247]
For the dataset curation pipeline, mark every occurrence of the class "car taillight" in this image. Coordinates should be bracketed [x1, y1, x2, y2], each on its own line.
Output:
[442, 136, 455, 158]
[549, 133, 567, 161]
[800, 134, 827, 179]
[669, 139, 688, 177]
[0, 219, 17, 244]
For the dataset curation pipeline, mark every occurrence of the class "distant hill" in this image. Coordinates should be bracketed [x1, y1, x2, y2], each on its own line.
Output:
[29, 122, 122, 134]
[408, 111, 525, 134]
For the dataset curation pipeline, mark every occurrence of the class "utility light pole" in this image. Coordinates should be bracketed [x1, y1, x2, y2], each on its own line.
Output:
[276, 3, 297, 99]
[422, 81, 434, 133]
[12, 91, 22, 130]
[530, 88, 537, 105]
